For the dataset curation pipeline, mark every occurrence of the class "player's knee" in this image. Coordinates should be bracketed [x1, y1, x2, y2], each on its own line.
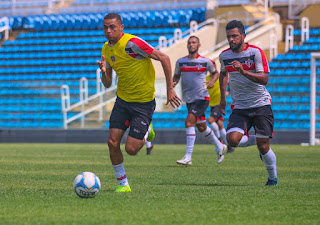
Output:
[257, 142, 269, 155]
[107, 138, 120, 149]
[208, 116, 214, 124]
[226, 136, 239, 147]
[125, 145, 139, 155]
[185, 120, 194, 128]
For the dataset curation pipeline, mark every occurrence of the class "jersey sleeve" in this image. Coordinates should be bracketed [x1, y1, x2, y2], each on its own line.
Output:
[174, 59, 181, 74]
[207, 59, 217, 73]
[219, 54, 227, 73]
[127, 37, 154, 58]
[254, 48, 270, 73]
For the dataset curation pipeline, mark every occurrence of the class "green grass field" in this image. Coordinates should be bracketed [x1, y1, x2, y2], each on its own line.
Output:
[0, 143, 319, 225]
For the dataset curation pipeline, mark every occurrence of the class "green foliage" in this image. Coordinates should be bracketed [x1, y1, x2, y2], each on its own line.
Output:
[0, 143, 319, 225]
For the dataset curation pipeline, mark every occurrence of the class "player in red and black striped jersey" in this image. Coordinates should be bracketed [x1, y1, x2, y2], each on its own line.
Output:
[219, 20, 278, 186]
[173, 36, 227, 166]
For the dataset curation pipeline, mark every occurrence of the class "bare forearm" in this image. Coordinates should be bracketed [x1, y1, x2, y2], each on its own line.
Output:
[101, 70, 112, 88]
[210, 71, 219, 83]
[241, 71, 268, 85]
[219, 72, 228, 99]
[173, 74, 180, 84]
[161, 55, 173, 90]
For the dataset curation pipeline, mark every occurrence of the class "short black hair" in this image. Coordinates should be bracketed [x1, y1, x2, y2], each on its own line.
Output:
[104, 13, 122, 24]
[188, 35, 200, 43]
[226, 20, 245, 34]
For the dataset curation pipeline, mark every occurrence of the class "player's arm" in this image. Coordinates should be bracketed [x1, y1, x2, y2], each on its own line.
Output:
[150, 49, 181, 108]
[219, 55, 228, 115]
[172, 60, 181, 88]
[231, 60, 268, 85]
[173, 73, 180, 88]
[219, 70, 228, 115]
[206, 70, 219, 89]
[231, 49, 269, 85]
[97, 55, 112, 88]
[205, 59, 218, 89]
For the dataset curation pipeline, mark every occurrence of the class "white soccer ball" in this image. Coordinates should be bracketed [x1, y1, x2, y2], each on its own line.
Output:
[73, 172, 101, 198]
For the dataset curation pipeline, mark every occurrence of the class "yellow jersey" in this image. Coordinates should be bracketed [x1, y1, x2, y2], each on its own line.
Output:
[101, 33, 155, 102]
[206, 75, 220, 106]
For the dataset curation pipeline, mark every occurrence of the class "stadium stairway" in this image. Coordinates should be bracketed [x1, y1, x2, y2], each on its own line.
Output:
[267, 27, 320, 130]
[0, 8, 205, 129]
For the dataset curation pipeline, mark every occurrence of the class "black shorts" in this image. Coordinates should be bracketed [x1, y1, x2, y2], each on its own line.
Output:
[226, 105, 274, 138]
[210, 105, 224, 121]
[109, 97, 156, 140]
[186, 100, 209, 123]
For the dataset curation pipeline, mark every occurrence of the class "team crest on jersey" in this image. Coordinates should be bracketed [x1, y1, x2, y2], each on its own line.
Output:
[196, 64, 202, 70]
[244, 59, 254, 68]
[110, 56, 115, 63]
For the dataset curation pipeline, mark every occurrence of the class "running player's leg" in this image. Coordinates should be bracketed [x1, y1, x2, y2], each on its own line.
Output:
[254, 105, 277, 186]
[208, 106, 220, 139]
[125, 99, 156, 155]
[194, 101, 226, 163]
[226, 109, 256, 148]
[176, 112, 197, 165]
[145, 140, 153, 155]
[108, 97, 131, 192]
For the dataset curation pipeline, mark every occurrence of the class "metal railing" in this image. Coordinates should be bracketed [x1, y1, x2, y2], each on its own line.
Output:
[201, 14, 280, 57]
[60, 69, 117, 129]
[0, 17, 9, 40]
[157, 18, 218, 49]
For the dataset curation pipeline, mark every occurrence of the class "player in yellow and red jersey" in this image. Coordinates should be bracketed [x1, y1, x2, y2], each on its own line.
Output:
[97, 13, 181, 192]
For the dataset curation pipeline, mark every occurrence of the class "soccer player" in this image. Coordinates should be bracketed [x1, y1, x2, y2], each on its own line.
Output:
[206, 76, 235, 153]
[174, 36, 227, 166]
[97, 13, 181, 192]
[145, 140, 153, 155]
[219, 20, 278, 186]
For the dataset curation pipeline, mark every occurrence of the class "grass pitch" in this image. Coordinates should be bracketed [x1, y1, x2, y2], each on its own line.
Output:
[0, 143, 319, 225]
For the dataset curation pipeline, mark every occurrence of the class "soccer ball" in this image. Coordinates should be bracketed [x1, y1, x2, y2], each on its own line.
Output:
[73, 172, 101, 198]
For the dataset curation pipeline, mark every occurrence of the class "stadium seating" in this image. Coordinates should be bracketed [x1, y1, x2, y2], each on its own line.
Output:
[267, 27, 320, 130]
[0, 8, 204, 128]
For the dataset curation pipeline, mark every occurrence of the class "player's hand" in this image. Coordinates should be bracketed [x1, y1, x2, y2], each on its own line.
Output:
[172, 81, 178, 88]
[219, 99, 227, 115]
[166, 88, 182, 109]
[232, 60, 245, 74]
[206, 80, 214, 89]
[97, 55, 107, 74]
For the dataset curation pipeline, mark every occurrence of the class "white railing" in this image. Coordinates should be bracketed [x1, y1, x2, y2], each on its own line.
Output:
[285, 25, 294, 53]
[269, 33, 278, 61]
[157, 18, 217, 50]
[0, 17, 9, 41]
[301, 17, 309, 43]
[201, 15, 279, 57]
[60, 69, 117, 129]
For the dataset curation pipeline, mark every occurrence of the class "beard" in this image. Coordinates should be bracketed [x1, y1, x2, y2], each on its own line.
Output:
[188, 49, 198, 54]
[230, 38, 243, 51]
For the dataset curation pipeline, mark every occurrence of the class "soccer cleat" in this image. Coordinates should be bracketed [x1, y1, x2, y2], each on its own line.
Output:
[147, 123, 155, 142]
[176, 156, 192, 166]
[146, 145, 153, 155]
[227, 145, 235, 154]
[115, 185, 131, 192]
[266, 178, 278, 186]
[217, 144, 227, 164]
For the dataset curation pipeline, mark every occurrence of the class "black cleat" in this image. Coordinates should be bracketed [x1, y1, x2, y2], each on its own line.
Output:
[146, 145, 153, 155]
